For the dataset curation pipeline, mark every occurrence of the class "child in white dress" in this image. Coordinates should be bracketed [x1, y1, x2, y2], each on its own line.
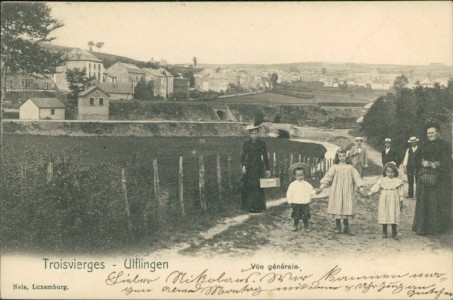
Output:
[318, 148, 366, 235]
[367, 162, 404, 240]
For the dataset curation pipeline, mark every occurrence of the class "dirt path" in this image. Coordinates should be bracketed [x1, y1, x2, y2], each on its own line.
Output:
[148, 127, 453, 258]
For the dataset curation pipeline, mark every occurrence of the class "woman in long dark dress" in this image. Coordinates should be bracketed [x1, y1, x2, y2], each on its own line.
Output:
[412, 122, 452, 235]
[241, 125, 271, 213]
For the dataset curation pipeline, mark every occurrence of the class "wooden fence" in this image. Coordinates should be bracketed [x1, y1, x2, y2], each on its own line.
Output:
[11, 152, 334, 233]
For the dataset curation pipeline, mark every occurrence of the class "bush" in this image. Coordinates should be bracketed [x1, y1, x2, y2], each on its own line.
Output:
[361, 82, 452, 151]
[1, 154, 129, 252]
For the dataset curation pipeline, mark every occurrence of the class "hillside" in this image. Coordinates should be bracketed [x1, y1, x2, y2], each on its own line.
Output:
[40, 43, 147, 68]
[199, 62, 453, 74]
[41, 43, 452, 76]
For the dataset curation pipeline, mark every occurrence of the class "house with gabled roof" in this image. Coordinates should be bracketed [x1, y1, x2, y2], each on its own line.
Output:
[53, 48, 105, 92]
[143, 68, 174, 99]
[19, 98, 65, 120]
[106, 62, 145, 86]
[77, 86, 110, 120]
[98, 82, 135, 101]
[194, 73, 228, 93]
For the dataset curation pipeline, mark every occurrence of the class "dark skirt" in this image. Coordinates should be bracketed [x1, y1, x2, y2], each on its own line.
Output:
[241, 171, 266, 213]
[291, 203, 311, 221]
[412, 172, 451, 235]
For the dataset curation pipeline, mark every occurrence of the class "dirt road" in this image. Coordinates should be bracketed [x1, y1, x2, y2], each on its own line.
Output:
[149, 127, 453, 258]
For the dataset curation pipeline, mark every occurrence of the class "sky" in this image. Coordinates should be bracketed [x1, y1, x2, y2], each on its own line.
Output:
[48, 2, 453, 66]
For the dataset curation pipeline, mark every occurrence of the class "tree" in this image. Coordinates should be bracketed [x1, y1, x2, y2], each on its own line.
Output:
[270, 72, 278, 89]
[134, 80, 154, 101]
[65, 68, 90, 119]
[393, 75, 408, 91]
[254, 111, 265, 126]
[193, 57, 197, 69]
[88, 41, 94, 51]
[361, 84, 452, 150]
[1, 2, 65, 159]
[95, 42, 104, 51]
[321, 67, 327, 75]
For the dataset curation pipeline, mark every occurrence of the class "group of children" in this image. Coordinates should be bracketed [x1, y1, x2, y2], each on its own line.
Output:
[286, 148, 404, 240]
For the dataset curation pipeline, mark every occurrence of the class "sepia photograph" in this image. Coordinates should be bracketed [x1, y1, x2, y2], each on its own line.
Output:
[0, 1, 452, 299]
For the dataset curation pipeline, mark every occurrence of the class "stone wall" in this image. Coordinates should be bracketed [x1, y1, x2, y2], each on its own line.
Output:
[3, 120, 250, 137]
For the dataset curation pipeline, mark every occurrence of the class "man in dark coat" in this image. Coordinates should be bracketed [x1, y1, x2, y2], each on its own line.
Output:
[382, 138, 400, 167]
[402, 136, 422, 198]
[241, 124, 271, 213]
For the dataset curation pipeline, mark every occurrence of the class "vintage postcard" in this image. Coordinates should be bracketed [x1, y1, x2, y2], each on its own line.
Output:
[1, 1, 452, 299]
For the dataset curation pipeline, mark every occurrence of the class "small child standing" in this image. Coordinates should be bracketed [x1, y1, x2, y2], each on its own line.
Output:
[318, 148, 366, 235]
[286, 163, 318, 232]
[367, 162, 404, 240]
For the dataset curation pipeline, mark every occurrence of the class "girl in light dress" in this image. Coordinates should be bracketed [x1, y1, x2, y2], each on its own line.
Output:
[367, 162, 404, 240]
[318, 148, 366, 235]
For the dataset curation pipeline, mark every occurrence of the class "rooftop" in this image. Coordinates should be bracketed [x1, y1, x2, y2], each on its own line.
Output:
[98, 82, 134, 94]
[67, 49, 102, 62]
[79, 85, 110, 97]
[28, 98, 65, 108]
[115, 62, 144, 72]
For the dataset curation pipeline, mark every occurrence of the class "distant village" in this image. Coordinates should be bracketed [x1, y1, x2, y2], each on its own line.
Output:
[2, 46, 452, 121]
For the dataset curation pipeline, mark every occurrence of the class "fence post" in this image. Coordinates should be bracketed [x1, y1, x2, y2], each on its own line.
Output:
[63, 154, 68, 170]
[121, 168, 133, 234]
[284, 153, 289, 186]
[153, 158, 160, 200]
[290, 153, 294, 166]
[199, 155, 207, 211]
[273, 152, 277, 176]
[227, 155, 232, 190]
[47, 162, 53, 183]
[217, 155, 222, 202]
[298, 154, 302, 162]
[153, 158, 165, 220]
[179, 156, 186, 218]
[20, 163, 26, 180]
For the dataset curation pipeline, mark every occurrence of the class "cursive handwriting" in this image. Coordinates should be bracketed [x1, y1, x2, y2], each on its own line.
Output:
[166, 269, 261, 285]
[105, 271, 159, 286]
[104, 266, 452, 299]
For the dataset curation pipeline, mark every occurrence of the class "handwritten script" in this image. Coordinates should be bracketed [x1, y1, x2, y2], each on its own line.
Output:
[104, 265, 452, 299]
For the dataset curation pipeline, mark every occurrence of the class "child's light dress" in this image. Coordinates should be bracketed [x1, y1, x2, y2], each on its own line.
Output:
[369, 177, 404, 224]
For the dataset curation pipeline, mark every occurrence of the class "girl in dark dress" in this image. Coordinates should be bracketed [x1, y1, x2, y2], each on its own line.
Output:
[412, 122, 452, 235]
[241, 125, 271, 213]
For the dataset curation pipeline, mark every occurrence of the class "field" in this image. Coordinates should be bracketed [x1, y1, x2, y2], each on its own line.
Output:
[3, 135, 326, 166]
[1, 134, 326, 253]
[214, 92, 316, 105]
[216, 90, 384, 106]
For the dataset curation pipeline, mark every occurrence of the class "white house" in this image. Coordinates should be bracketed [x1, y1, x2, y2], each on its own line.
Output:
[194, 73, 228, 92]
[53, 48, 104, 92]
[371, 80, 391, 90]
[106, 62, 145, 86]
[19, 98, 65, 120]
[143, 68, 174, 99]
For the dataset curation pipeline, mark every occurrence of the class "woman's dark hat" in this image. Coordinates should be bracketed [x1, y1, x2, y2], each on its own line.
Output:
[288, 162, 311, 179]
[425, 121, 440, 131]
